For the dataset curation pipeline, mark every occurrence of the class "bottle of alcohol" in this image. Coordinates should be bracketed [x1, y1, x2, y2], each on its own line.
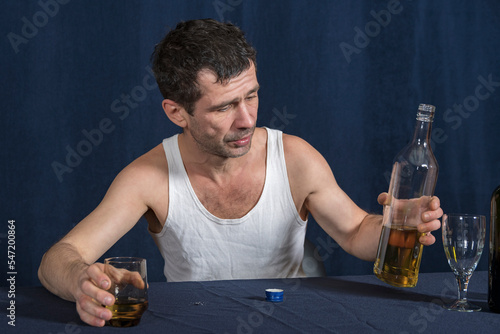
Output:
[489, 185, 500, 312]
[373, 104, 439, 288]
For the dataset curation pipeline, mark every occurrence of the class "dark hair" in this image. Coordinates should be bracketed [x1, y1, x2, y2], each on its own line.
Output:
[151, 19, 257, 115]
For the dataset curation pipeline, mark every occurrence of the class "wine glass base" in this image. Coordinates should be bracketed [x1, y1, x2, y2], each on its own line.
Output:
[443, 300, 481, 312]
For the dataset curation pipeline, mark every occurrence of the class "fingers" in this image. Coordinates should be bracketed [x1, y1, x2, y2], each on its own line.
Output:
[80, 277, 115, 306]
[76, 295, 109, 327]
[106, 266, 145, 290]
[115, 270, 145, 290]
[417, 216, 441, 232]
[419, 232, 436, 246]
[124, 271, 146, 290]
[76, 263, 115, 327]
[416, 196, 442, 246]
[417, 211, 441, 246]
[87, 263, 112, 291]
[419, 196, 443, 223]
[377, 194, 443, 247]
[429, 196, 441, 211]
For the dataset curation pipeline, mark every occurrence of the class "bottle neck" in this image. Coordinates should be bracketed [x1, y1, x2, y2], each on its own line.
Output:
[411, 119, 432, 147]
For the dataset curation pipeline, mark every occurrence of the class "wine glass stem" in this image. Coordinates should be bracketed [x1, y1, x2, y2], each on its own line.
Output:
[456, 274, 471, 301]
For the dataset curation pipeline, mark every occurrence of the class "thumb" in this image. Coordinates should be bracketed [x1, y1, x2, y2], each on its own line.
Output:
[377, 192, 389, 206]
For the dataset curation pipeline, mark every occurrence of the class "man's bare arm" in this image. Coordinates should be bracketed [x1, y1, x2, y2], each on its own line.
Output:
[284, 134, 442, 261]
[38, 151, 164, 326]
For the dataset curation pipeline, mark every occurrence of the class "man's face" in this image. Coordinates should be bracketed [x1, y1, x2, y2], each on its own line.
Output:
[185, 62, 259, 158]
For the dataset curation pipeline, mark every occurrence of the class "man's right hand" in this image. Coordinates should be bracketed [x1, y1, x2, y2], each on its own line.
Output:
[75, 263, 115, 327]
[38, 148, 158, 326]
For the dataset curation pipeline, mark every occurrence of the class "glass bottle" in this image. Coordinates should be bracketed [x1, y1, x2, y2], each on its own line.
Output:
[373, 104, 439, 287]
[489, 185, 500, 312]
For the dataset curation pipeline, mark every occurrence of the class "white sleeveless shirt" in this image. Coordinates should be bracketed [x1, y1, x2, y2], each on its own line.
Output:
[149, 127, 307, 282]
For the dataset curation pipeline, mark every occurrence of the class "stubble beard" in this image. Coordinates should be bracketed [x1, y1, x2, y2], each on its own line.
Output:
[189, 126, 256, 159]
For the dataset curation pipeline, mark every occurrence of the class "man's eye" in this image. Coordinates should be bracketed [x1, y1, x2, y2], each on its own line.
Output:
[218, 105, 231, 112]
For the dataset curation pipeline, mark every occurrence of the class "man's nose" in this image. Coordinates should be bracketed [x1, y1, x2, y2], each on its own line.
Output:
[234, 103, 255, 129]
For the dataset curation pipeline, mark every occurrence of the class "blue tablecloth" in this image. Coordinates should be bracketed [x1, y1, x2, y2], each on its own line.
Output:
[1, 271, 499, 333]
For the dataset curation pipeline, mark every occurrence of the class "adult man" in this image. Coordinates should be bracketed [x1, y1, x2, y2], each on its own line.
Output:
[38, 19, 443, 327]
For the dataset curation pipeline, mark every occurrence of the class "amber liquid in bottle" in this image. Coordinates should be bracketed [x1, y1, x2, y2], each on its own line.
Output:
[374, 225, 425, 287]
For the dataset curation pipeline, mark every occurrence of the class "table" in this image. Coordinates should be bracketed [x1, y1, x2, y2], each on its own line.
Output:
[2, 271, 499, 333]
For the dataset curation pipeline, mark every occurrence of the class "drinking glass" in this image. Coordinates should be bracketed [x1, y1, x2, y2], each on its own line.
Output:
[104, 257, 148, 327]
[442, 214, 486, 312]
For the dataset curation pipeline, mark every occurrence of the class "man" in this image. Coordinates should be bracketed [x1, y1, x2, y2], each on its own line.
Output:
[38, 19, 443, 327]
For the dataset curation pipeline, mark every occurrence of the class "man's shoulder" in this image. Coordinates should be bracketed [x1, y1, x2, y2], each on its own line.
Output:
[263, 128, 310, 151]
[96, 143, 168, 218]
[281, 132, 318, 158]
[119, 143, 168, 182]
[280, 132, 330, 177]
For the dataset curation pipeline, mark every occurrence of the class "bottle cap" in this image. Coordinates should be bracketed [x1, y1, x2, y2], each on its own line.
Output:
[265, 288, 284, 302]
[417, 104, 436, 121]
[418, 104, 435, 113]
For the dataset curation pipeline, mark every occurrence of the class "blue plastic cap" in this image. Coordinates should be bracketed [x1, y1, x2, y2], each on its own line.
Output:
[265, 288, 284, 302]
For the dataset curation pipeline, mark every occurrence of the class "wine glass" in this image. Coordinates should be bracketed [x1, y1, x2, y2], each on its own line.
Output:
[442, 214, 486, 312]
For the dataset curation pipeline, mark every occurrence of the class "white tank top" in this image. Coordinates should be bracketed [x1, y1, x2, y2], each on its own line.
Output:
[149, 127, 307, 282]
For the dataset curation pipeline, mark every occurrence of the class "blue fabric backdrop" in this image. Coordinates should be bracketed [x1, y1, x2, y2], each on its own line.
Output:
[2, 0, 500, 286]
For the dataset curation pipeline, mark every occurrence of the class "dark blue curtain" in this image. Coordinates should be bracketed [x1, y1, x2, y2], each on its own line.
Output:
[2, 0, 500, 286]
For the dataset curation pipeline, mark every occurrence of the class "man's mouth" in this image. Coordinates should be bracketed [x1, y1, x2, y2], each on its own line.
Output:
[232, 135, 251, 146]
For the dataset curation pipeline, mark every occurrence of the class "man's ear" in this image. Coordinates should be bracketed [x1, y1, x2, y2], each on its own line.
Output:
[162, 99, 188, 128]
